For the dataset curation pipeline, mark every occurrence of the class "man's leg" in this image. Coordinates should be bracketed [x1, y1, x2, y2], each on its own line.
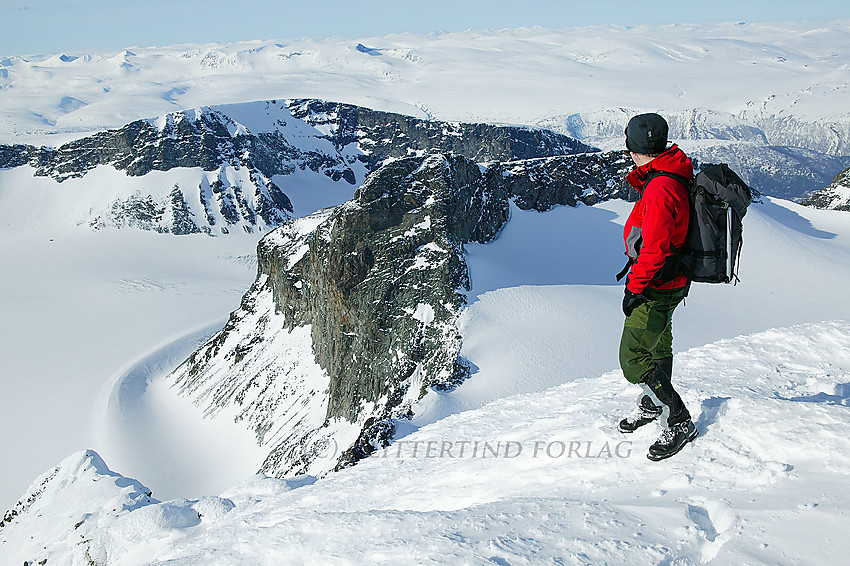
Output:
[618, 287, 690, 427]
[618, 292, 670, 433]
[618, 287, 684, 384]
[621, 287, 698, 460]
[645, 355, 691, 428]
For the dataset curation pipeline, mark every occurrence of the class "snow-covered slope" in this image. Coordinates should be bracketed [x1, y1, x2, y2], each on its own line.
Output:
[3, 320, 849, 564]
[3, 19, 850, 562]
[392, 194, 850, 439]
[0, 223, 262, 513]
[4, 173, 850, 563]
[6, 185, 850, 519]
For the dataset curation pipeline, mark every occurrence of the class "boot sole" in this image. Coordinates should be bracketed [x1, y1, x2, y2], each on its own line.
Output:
[618, 417, 660, 434]
[646, 428, 699, 462]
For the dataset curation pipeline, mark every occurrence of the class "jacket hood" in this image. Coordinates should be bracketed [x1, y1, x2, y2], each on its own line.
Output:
[626, 144, 694, 191]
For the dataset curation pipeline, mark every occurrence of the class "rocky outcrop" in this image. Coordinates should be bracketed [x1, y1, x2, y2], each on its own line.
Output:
[801, 166, 850, 211]
[168, 149, 632, 478]
[0, 144, 32, 169]
[286, 99, 596, 170]
[502, 152, 632, 208]
[1, 106, 342, 183]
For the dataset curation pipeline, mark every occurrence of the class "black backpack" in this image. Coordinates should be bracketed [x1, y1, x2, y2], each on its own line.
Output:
[652, 164, 753, 284]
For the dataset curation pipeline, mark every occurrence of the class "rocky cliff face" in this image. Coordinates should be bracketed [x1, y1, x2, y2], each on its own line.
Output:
[801, 166, 850, 211]
[0, 99, 595, 235]
[167, 150, 632, 478]
[737, 108, 850, 157]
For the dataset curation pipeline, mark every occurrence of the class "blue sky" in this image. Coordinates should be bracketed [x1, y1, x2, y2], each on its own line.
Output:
[2, 0, 849, 56]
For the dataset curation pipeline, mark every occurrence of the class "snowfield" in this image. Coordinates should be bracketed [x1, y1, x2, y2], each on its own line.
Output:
[2, 22, 849, 146]
[2, 320, 849, 564]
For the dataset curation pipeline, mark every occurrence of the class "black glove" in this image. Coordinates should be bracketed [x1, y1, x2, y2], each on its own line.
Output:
[623, 289, 650, 317]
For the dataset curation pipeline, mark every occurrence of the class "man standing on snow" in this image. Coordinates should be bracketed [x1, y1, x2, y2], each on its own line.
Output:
[617, 112, 698, 461]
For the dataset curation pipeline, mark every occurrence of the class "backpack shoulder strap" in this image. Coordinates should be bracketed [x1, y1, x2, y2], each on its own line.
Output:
[643, 170, 693, 190]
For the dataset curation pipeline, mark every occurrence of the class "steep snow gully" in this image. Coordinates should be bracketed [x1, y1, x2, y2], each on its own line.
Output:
[97, 320, 267, 502]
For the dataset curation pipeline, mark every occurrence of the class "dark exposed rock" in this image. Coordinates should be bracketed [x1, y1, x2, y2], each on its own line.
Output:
[168, 149, 632, 477]
[800, 166, 850, 211]
[0, 144, 31, 169]
[502, 151, 633, 209]
[334, 418, 396, 471]
[105, 192, 166, 232]
[255, 174, 293, 226]
[168, 185, 201, 235]
[259, 155, 497, 430]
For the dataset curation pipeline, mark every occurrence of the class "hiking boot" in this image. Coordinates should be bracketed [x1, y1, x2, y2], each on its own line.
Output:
[618, 395, 662, 433]
[647, 420, 698, 461]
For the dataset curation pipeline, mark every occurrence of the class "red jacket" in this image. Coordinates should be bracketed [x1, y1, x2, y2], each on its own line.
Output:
[623, 144, 692, 293]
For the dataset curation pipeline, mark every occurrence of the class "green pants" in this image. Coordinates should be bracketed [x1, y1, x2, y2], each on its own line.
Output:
[619, 286, 688, 384]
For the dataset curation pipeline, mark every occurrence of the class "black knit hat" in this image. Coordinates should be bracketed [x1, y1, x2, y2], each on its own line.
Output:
[625, 113, 669, 155]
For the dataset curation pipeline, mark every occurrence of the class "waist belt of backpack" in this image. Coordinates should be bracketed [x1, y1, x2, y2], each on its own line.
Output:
[616, 258, 634, 282]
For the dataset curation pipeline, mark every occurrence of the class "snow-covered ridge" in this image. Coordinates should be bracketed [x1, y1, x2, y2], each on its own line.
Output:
[3, 320, 849, 564]
[0, 98, 592, 235]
